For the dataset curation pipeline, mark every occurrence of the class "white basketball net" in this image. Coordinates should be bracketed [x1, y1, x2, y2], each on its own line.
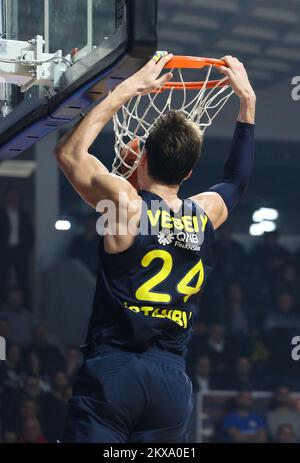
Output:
[112, 65, 234, 179]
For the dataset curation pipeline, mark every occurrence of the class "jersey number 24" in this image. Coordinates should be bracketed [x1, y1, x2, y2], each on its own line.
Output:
[135, 250, 204, 304]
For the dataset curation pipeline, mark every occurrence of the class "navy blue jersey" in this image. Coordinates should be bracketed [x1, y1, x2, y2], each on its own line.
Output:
[86, 190, 216, 356]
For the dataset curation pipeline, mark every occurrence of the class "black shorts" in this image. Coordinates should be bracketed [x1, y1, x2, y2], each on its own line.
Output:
[63, 344, 193, 443]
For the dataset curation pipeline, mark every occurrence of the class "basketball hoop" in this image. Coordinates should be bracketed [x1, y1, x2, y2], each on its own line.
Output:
[112, 55, 234, 179]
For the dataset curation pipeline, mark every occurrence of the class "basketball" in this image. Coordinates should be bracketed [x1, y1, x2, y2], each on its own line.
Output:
[120, 138, 141, 189]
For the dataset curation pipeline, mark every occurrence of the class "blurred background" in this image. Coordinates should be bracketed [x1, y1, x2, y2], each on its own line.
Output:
[1, 0, 300, 444]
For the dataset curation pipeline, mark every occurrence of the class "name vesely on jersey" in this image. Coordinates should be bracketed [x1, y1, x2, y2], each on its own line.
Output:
[147, 209, 208, 234]
[96, 195, 208, 239]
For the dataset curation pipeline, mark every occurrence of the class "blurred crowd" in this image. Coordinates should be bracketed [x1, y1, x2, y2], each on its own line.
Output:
[211, 388, 300, 443]
[0, 186, 34, 308]
[187, 225, 300, 442]
[1, 185, 300, 442]
[0, 186, 89, 443]
[187, 226, 300, 392]
[0, 321, 81, 443]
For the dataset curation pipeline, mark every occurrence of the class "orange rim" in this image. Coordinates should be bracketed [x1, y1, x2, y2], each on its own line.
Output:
[155, 55, 229, 92]
[164, 56, 226, 70]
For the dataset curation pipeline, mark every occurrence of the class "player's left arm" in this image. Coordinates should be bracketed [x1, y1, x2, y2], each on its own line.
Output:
[190, 56, 256, 230]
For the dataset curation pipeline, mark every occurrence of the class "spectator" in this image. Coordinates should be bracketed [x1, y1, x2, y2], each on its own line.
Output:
[190, 356, 220, 392]
[250, 332, 270, 385]
[2, 432, 18, 443]
[0, 342, 23, 389]
[26, 324, 66, 378]
[267, 386, 300, 441]
[264, 292, 300, 332]
[275, 423, 298, 443]
[224, 356, 262, 391]
[196, 323, 237, 378]
[62, 386, 72, 406]
[65, 345, 82, 385]
[225, 283, 249, 336]
[0, 186, 34, 306]
[22, 375, 47, 409]
[52, 371, 69, 399]
[214, 224, 247, 282]
[69, 213, 98, 274]
[0, 318, 9, 340]
[186, 318, 208, 372]
[2, 374, 47, 434]
[250, 231, 290, 282]
[22, 351, 51, 393]
[17, 417, 47, 443]
[19, 398, 39, 423]
[0, 287, 35, 345]
[43, 372, 69, 442]
[223, 390, 267, 443]
[276, 262, 299, 303]
[263, 293, 300, 386]
[14, 398, 40, 436]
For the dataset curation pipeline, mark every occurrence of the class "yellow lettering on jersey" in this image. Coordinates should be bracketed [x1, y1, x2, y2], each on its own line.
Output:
[182, 216, 194, 232]
[128, 305, 140, 313]
[182, 311, 188, 329]
[161, 210, 173, 229]
[124, 302, 193, 329]
[192, 216, 199, 232]
[173, 217, 184, 230]
[147, 209, 204, 233]
[140, 306, 154, 316]
[152, 308, 165, 318]
[172, 310, 184, 327]
[147, 210, 161, 227]
[177, 259, 204, 303]
[200, 214, 208, 232]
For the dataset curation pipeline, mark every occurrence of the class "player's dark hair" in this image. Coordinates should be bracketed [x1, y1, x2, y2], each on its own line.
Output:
[145, 110, 203, 185]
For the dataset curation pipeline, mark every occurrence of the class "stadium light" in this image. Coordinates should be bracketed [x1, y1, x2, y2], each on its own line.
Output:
[55, 220, 71, 231]
[249, 223, 264, 236]
[252, 207, 279, 222]
[249, 220, 277, 236]
[261, 220, 277, 232]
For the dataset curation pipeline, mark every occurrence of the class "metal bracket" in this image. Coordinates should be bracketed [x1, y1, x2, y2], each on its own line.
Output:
[0, 34, 71, 92]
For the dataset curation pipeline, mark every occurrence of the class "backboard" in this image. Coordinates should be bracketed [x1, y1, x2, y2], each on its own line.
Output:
[0, 0, 157, 159]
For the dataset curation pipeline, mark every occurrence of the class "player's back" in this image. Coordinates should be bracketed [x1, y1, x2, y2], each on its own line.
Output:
[86, 189, 216, 356]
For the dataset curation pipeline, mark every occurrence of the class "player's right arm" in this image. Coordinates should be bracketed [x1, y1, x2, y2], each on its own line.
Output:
[54, 52, 173, 209]
[190, 56, 256, 230]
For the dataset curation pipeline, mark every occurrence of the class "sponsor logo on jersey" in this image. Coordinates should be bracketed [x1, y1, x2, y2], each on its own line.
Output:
[156, 228, 201, 251]
[174, 232, 201, 252]
[157, 229, 175, 246]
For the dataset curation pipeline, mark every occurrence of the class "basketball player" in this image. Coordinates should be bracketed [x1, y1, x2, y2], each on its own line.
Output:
[54, 51, 256, 443]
